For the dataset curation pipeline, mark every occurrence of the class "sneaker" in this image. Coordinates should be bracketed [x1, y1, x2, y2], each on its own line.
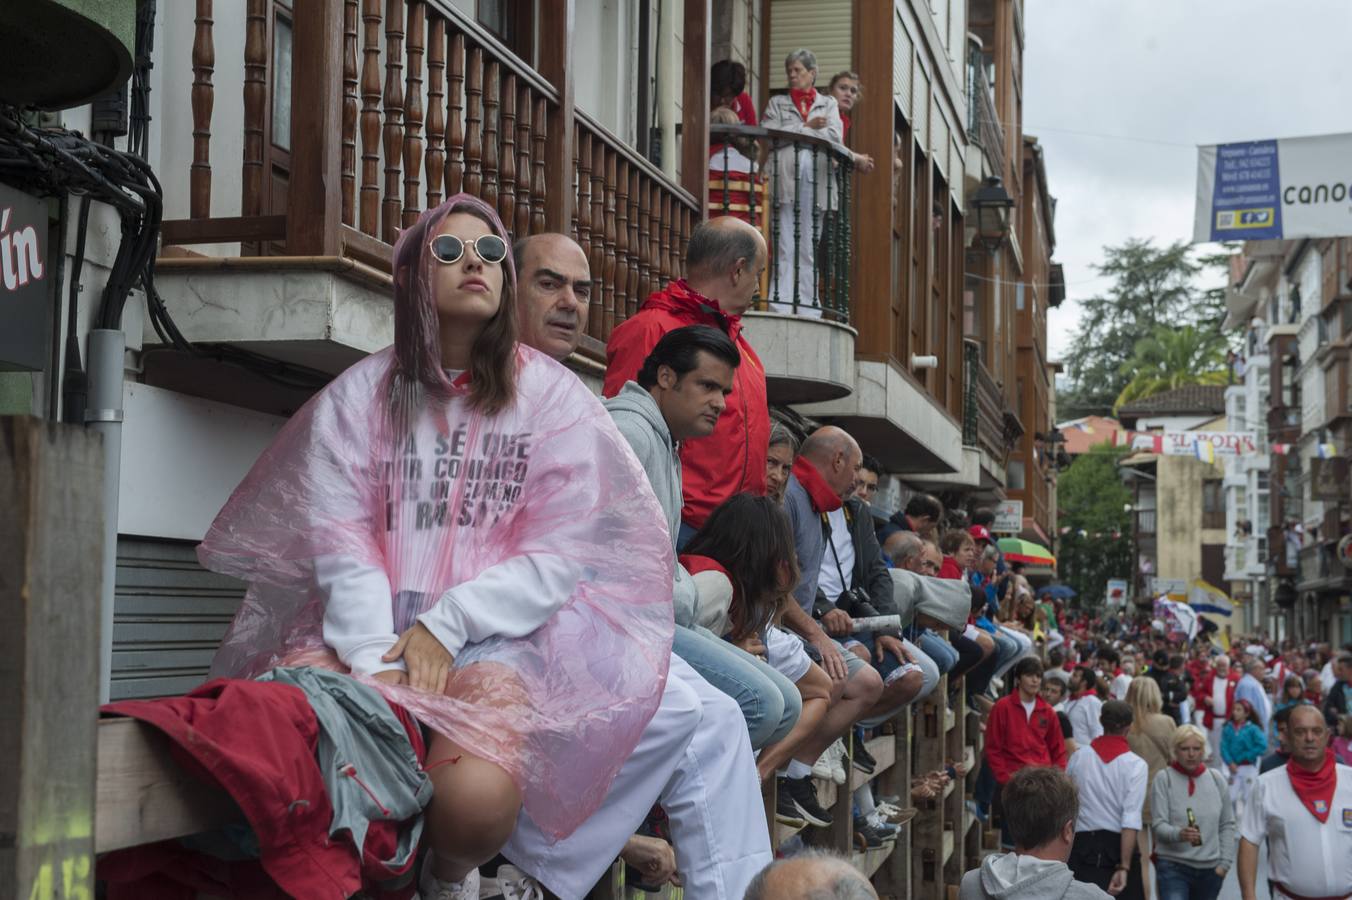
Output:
[774, 783, 808, 828]
[877, 802, 919, 825]
[781, 775, 834, 827]
[853, 817, 889, 849]
[828, 739, 848, 785]
[418, 861, 480, 900]
[480, 864, 544, 900]
[852, 738, 877, 774]
[866, 812, 901, 840]
[812, 744, 836, 781]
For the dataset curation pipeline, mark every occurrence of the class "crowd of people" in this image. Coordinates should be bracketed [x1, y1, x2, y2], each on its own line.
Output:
[142, 59, 1352, 900]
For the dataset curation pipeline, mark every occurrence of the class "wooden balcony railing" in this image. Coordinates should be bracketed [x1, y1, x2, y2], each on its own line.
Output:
[161, 0, 703, 358]
[709, 123, 854, 322]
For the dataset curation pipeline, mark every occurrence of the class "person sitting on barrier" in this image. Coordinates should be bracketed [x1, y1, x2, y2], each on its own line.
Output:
[745, 849, 880, 899]
[959, 766, 1113, 900]
[944, 530, 1023, 694]
[499, 232, 772, 899]
[679, 494, 834, 805]
[885, 491, 944, 543]
[780, 425, 884, 828]
[765, 423, 798, 504]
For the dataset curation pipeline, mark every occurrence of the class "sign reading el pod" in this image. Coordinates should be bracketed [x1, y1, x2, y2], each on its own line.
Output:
[1193, 132, 1352, 242]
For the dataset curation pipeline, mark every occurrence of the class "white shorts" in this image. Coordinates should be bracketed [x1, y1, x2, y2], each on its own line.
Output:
[765, 625, 813, 683]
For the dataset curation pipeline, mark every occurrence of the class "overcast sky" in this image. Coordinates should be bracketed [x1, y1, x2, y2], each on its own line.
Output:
[1021, 0, 1352, 363]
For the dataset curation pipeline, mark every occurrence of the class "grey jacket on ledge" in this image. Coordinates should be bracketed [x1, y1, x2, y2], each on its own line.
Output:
[603, 381, 705, 633]
[959, 854, 1111, 900]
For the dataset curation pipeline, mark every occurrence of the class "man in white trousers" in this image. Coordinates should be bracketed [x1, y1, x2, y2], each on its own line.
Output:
[497, 234, 771, 899]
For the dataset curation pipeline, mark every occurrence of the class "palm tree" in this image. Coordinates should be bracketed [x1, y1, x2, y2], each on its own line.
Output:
[1112, 325, 1229, 412]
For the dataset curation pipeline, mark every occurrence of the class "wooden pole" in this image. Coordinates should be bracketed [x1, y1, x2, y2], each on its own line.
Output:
[288, 0, 345, 255]
[539, 0, 576, 234]
[0, 418, 103, 900]
[681, 0, 711, 214]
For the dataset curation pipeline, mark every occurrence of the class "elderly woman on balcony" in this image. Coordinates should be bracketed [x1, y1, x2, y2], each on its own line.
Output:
[761, 48, 843, 317]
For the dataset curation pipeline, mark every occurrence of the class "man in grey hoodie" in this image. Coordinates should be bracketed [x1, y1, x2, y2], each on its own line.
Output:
[960, 766, 1111, 900]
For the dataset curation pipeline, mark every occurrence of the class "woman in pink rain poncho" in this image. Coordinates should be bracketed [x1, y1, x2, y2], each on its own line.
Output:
[197, 194, 675, 890]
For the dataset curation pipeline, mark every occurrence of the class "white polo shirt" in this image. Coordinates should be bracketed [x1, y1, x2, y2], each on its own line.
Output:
[1241, 763, 1352, 899]
[1066, 744, 1148, 832]
[1065, 694, 1105, 747]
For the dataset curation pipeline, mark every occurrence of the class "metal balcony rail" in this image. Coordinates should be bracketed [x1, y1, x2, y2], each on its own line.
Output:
[709, 122, 854, 323]
[965, 46, 1005, 176]
[962, 340, 1022, 456]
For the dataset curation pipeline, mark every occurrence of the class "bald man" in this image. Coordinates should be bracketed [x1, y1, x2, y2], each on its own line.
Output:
[744, 851, 879, 899]
[514, 233, 593, 360]
[604, 216, 770, 548]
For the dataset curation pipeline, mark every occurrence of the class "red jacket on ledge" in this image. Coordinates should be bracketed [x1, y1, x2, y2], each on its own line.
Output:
[603, 279, 769, 530]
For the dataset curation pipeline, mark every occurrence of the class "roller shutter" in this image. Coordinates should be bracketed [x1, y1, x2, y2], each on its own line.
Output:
[768, 0, 852, 89]
[893, 11, 914, 120]
[112, 538, 245, 700]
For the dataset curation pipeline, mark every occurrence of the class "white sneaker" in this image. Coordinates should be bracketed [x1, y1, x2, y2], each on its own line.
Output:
[480, 864, 544, 900]
[418, 861, 480, 900]
[812, 744, 836, 781]
[830, 740, 847, 785]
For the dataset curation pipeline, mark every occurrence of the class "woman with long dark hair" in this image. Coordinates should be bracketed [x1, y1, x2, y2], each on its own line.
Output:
[198, 195, 676, 899]
[683, 493, 833, 783]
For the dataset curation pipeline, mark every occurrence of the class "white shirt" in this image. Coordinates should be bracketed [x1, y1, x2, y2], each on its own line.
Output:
[816, 507, 855, 603]
[1021, 699, 1036, 720]
[1065, 694, 1105, 747]
[1112, 673, 1133, 701]
[1323, 661, 1338, 695]
[1066, 744, 1148, 832]
[1241, 763, 1352, 898]
[1212, 675, 1229, 714]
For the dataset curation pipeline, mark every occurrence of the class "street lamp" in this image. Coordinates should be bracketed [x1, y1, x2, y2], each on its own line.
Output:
[972, 176, 1014, 252]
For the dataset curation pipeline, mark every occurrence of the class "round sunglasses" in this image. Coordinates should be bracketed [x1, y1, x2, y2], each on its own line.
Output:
[428, 233, 508, 265]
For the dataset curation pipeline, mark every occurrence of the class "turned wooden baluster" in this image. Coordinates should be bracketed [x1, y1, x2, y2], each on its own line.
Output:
[661, 193, 675, 280]
[401, 1, 424, 227]
[679, 207, 692, 277]
[514, 86, 530, 237]
[341, 0, 358, 225]
[589, 136, 607, 340]
[575, 131, 596, 337]
[602, 149, 618, 338]
[464, 48, 483, 196]
[381, 0, 405, 243]
[648, 181, 662, 295]
[530, 95, 547, 235]
[424, 15, 445, 207]
[614, 160, 630, 321]
[481, 62, 500, 212]
[498, 74, 517, 232]
[627, 167, 641, 316]
[190, 0, 213, 218]
[359, 0, 382, 235]
[446, 32, 464, 197]
[241, 0, 265, 218]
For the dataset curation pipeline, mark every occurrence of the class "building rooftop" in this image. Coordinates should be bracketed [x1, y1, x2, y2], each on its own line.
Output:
[1116, 385, 1227, 418]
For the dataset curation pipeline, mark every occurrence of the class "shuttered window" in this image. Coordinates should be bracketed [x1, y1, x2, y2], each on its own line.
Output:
[768, 0, 852, 89]
[893, 11, 914, 119]
[112, 538, 245, 700]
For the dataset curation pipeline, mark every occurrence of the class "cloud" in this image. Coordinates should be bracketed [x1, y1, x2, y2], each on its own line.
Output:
[1024, 0, 1352, 360]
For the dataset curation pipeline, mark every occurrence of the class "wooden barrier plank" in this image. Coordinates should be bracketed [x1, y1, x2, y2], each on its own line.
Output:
[0, 418, 103, 899]
[95, 718, 241, 853]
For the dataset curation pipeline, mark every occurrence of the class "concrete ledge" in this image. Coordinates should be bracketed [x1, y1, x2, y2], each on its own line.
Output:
[796, 360, 964, 474]
[741, 311, 856, 404]
[149, 262, 393, 374]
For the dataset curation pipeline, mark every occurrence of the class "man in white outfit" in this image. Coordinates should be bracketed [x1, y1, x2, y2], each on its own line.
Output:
[498, 234, 771, 899]
[1064, 666, 1105, 747]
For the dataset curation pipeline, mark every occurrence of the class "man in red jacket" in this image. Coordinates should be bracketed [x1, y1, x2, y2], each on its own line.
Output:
[985, 657, 1068, 847]
[604, 216, 769, 548]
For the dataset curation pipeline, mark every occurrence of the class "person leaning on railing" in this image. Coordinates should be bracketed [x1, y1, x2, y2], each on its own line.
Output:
[761, 48, 843, 317]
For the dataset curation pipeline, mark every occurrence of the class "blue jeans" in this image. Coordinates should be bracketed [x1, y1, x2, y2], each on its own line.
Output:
[916, 629, 959, 674]
[672, 626, 801, 749]
[1154, 857, 1224, 900]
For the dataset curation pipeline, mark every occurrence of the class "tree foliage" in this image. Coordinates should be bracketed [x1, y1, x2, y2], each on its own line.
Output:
[1056, 444, 1134, 607]
[1112, 324, 1230, 412]
[1058, 238, 1232, 420]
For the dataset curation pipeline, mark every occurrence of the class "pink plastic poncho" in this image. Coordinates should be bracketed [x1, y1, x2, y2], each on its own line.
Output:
[198, 194, 675, 838]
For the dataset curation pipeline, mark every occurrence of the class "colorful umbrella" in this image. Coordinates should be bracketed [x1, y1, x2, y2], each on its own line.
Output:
[997, 537, 1055, 566]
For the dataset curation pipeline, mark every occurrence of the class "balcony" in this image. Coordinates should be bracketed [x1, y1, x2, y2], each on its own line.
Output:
[150, 1, 702, 378]
[962, 340, 1022, 460]
[710, 123, 857, 404]
[965, 43, 1005, 178]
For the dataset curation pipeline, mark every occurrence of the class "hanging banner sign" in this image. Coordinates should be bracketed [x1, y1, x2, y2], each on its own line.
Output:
[1116, 430, 1259, 457]
[1193, 132, 1352, 242]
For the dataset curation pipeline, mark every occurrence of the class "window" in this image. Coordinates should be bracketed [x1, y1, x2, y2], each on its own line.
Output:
[1008, 460, 1026, 490]
[477, 0, 534, 63]
[271, 14, 292, 151]
[1202, 480, 1225, 529]
[1016, 282, 1026, 311]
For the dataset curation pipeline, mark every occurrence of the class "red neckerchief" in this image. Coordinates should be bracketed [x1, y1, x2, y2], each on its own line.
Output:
[1287, 749, 1338, 823]
[1091, 735, 1132, 764]
[679, 554, 730, 581]
[789, 87, 816, 121]
[1113, 667, 1123, 677]
[1171, 761, 1207, 796]
[792, 456, 842, 514]
[1070, 690, 1094, 701]
[840, 112, 851, 141]
[732, 92, 757, 126]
